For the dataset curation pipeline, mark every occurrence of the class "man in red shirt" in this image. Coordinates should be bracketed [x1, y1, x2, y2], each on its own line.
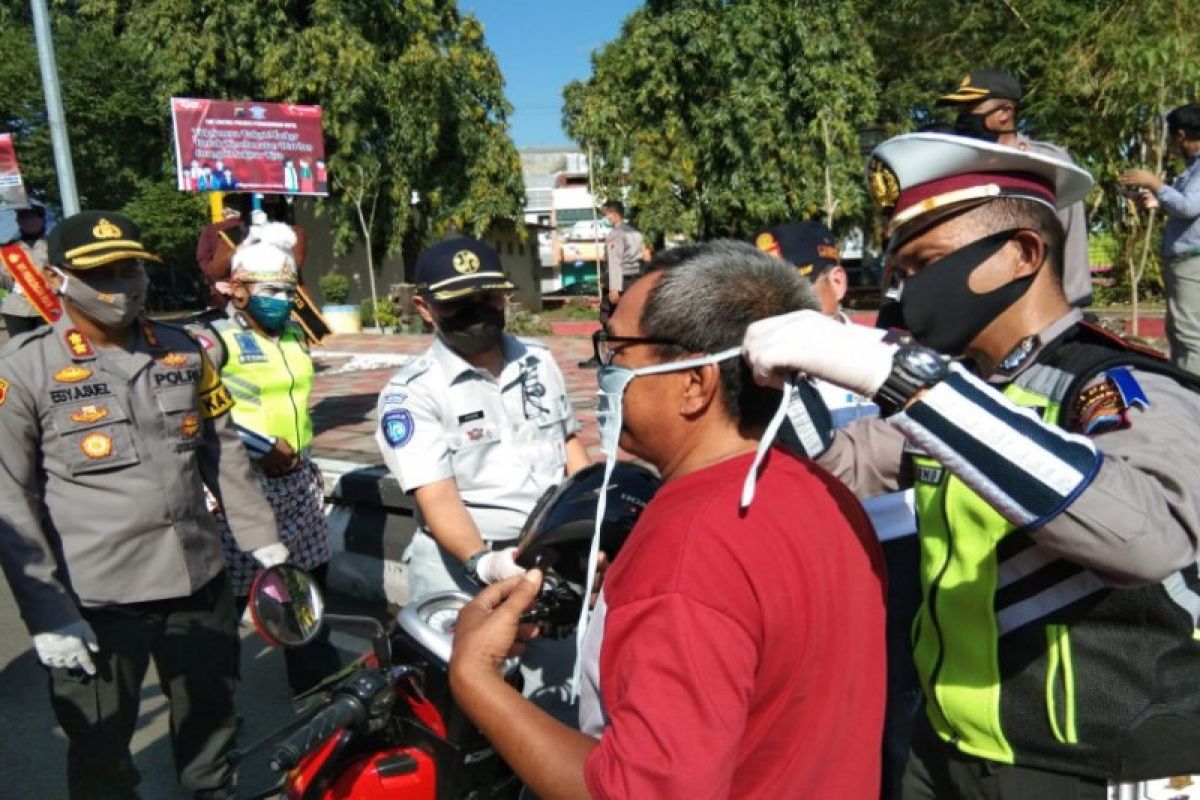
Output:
[450, 241, 887, 798]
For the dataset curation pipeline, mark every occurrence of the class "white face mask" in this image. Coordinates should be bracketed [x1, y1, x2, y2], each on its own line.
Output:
[571, 346, 794, 697]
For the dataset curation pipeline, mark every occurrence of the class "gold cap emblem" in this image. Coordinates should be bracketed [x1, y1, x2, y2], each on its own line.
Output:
[452, 250, 481, 274]
[959, 74, 973, 88]
[92, 218, 122, 239]
[867, 157, 901, 212]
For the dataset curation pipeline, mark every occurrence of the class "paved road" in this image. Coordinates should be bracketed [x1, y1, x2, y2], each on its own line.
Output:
[0, 573, 378, 799]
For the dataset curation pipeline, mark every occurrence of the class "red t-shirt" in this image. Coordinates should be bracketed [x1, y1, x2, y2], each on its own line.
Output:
[582, 448, 887, 799]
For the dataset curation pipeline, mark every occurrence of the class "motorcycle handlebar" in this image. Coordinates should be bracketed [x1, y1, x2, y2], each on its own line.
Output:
[269, 695, 366, 772]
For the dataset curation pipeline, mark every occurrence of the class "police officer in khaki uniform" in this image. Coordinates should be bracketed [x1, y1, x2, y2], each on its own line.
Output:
[0, 211, 286, 800]
[376, 237, 589, 598]
[1, 201, 52, 335]
[744, 135, 1200, 798]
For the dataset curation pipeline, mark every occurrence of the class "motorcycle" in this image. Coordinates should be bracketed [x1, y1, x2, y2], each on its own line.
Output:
[235, 461, 661, 799]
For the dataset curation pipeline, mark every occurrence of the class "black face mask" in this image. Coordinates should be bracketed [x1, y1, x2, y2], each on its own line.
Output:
[901, 229, 1035, 355]
[953, 108, 1009, 143]
[437, 302, 505, 355]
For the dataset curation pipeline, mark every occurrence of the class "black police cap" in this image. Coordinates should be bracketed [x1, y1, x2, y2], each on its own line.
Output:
[47, 211, 161, 270]
[414, 237, 514, 301]
[753, 221, 839, 278]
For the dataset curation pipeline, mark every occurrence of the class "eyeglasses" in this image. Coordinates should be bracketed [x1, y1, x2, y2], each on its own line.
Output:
[592, 329, 681, 366]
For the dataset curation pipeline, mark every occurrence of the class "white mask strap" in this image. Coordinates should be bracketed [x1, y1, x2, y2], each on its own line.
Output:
[740, 376, 795, 509]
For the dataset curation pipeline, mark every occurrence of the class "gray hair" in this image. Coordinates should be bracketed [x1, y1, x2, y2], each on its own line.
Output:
[640, 239, 818, 427]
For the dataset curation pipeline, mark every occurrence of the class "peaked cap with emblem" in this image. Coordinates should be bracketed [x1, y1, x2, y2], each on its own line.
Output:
[936, 68, 1023, 106]
[866, 132, 1094, 249]
[47, 210, 162, 270]
[414, 236, 514, 301]
[752, 220, 839, 278]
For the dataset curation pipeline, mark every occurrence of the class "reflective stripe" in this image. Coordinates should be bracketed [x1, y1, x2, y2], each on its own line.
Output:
[1161, 571, 1200, 626]
[996, 570, 1106, 633]
[222, 372, 261, 397]
[997, 543, 1057, 589]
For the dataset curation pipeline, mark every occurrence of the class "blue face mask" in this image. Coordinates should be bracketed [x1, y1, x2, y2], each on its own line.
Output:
[246, 294, 293, 332]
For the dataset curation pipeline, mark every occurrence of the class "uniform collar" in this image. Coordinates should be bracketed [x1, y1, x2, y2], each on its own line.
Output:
[428, 332, 523, 381]
[987, 308, 1083, 383]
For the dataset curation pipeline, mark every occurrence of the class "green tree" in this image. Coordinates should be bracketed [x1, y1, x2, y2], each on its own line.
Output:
[563, 0, 879, 242]
[76, 0, 524, 261]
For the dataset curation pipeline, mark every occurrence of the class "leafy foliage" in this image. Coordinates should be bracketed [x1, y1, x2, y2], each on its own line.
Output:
[563, 0, 879, 242]
[2, 0, 524, 267]
[318, 272, 351, 304]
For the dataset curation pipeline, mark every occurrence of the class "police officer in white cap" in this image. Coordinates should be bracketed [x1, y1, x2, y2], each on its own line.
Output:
[744, 134, 1200, 798]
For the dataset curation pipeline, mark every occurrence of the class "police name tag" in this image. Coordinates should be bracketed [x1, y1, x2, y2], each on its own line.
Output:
[235, 333, 268, 364]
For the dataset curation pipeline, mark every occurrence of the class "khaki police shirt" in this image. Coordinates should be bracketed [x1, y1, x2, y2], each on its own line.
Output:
[606, 222, 645, 293]
[0, 314, 279, 634]
[375, 334, 580, 542]
[818, 310, 1200, 586]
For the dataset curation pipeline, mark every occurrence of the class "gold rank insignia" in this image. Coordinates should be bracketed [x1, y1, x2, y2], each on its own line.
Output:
[54, 365, 93, 383]
[867, 157, 901, 211]
[71, 405, 109, 424]
[92, 218, 122, 239]
[80, 432, 114, 459]
[754, 232, 781, 259]
[180, 412, 201, 439]
[65, 328, 95, 358]
[0, 378, 7, 407]
[142, 322, 160, 349]
[452, 249, 481, 274]
[159, 352, 188, 368]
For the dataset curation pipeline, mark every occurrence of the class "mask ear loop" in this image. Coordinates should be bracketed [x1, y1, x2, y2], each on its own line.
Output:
[740, 375, 796, 509]
[571, 345, 742, 699]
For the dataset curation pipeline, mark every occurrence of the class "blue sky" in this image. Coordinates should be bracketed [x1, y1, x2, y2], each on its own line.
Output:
[460, 0, 643, 149]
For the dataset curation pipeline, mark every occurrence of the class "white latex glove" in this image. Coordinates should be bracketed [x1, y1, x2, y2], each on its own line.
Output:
[474, 547, 527, 584]
[252, 542, 290, 568]
[33, 619, 100, 675]
[743, 309, 897, 398]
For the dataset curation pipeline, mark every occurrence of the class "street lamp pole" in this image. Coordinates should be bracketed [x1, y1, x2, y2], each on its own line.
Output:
[30, 0, 80, 215]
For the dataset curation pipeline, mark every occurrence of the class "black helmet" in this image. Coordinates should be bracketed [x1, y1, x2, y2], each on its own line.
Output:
[516, 461, 660, 588]
[515, 461, 660, 637]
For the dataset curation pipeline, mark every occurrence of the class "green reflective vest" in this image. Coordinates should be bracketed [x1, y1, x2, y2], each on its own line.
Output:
[213, 319, 314, 452]
[911, 345, 1200, 779]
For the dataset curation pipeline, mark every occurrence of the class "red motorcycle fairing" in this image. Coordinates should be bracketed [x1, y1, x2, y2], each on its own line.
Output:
[304, 747, 438, 800]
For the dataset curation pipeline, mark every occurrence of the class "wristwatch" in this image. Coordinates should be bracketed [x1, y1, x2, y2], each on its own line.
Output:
[873, 345, 949, 417]
[463, 547, 490, 586]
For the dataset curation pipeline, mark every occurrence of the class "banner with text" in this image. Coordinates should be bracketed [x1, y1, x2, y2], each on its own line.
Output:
[170, 98, 328, 196]
[0, 134, 30, 212]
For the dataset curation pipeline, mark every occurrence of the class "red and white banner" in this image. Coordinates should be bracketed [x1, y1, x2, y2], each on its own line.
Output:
[170, 98, 329, 196]
[0, 134, 30, 212]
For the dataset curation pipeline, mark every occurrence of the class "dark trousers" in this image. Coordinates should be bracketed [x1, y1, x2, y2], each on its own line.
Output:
[235, 563, 341, 695]
[598, 273, 640, 326]
[48, 572, 241, 800]
[2, 313, 44, 337]
[881, 535, 924, 800]
[901, 717, 1107, 800]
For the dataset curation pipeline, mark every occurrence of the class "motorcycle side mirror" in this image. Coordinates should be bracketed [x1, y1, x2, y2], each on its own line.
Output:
[248, 564, 325, 648]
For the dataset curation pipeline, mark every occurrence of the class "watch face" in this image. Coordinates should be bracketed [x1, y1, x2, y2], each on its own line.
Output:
[903, 348, 946, 380]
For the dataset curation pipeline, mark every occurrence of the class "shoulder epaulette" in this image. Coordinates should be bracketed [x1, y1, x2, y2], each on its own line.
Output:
[392, 355, 432, 385]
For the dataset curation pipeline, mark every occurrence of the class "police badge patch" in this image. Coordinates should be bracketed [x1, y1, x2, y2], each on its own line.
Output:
[381, 409, 415, 448]
[234, 333, 268, 364]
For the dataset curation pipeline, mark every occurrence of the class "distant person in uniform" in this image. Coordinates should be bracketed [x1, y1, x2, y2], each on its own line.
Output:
[1120, 102, 1200, 377]
[754, 220, 921, 799]
[0, 211, 286, 799]
[578, 201, 645, 368]
[1, 202, 51, 336]
[936, 68, 1094, 308]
